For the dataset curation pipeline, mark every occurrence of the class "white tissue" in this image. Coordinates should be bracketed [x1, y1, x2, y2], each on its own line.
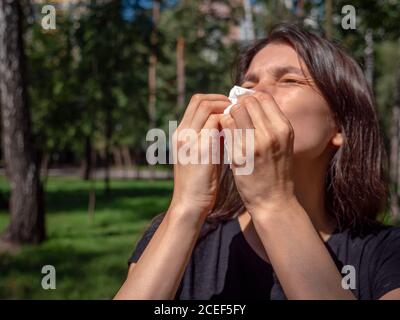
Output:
[222, 86, 255, 168]
[223, 85, 255, 115]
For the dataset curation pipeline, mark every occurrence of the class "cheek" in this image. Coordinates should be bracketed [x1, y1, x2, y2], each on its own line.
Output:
[274, 90, 334, 157]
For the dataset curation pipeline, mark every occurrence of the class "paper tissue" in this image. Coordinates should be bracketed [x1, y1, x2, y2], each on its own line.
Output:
[222, 86, 255, 170]
[223, 85, 255, 115]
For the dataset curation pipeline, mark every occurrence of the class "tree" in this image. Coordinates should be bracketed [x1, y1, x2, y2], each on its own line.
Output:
[324, 0, 332, 39]
[74, 0, 152, 187]
[176, 36, 185, 118]
[148, 0, 160, 130]
[0, 1, 45, 244]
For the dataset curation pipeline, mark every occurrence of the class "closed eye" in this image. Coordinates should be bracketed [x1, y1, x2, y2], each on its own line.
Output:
[241, 83, 255, 89]
[279, 77, 307, 85]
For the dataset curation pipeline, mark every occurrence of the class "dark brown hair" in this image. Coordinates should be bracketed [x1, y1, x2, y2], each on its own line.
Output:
[206, 23, 388, 235]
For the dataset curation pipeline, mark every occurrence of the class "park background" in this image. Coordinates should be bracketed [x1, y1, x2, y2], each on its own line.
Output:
[0, 0, 400, 299]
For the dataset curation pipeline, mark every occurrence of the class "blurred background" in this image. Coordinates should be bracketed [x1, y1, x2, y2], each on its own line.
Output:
[0, 0, 399, 299]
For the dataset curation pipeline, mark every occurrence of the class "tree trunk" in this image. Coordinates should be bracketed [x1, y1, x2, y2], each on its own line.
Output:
[0, 1, 45, 244]
[112, 146, 123, 168]
[273, 0, 284, 25]
[81, 135, 92, 180]
[176, 36, 185, 119]
[121, 145, 132, 167]
[324, 0, 333, 40]
[364, 29, 374, 89]
[88, 146, 97, 222]
[40, 151, 50, 185]
[146, 0, 160, 181]
[242, 0, 255, 43]
[390, 64, 400, 223]
[104, 103, 112, 196]
[148, 0, 160, 130]
[121, 145, 132, 179]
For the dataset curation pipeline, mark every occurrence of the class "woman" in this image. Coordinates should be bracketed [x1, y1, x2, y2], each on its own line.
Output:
[115, 24, 400, 300]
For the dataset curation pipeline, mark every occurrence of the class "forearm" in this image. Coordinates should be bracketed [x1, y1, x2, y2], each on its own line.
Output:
[252, 198, 356, 300]
[114, 204, 205, 300]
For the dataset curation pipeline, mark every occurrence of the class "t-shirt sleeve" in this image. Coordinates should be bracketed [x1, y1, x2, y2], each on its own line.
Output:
[372, 227, 400, 299]
[127, 213, 165, 265]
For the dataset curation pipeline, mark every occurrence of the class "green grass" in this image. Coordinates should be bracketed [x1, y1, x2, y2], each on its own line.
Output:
[0, 176, 173, 299]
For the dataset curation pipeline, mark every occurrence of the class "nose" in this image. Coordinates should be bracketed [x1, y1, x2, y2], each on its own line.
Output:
[252, 83, 275, 96]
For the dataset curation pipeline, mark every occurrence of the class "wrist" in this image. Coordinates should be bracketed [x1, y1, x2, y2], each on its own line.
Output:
[166, 201, 207, 230]
[250, 194, 300, 226]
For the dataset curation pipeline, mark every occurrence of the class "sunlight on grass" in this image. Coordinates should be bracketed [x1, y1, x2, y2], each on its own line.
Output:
[0, 176, 172, 299]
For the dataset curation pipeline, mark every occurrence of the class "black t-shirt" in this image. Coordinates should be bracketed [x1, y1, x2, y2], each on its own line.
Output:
[128, 214, 400, 300]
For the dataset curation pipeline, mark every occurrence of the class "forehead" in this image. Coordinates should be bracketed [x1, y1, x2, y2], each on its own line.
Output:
[246, 43, 310, 77]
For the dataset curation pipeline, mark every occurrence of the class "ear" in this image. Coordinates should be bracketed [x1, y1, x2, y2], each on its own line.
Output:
[330, 130, 343, 147]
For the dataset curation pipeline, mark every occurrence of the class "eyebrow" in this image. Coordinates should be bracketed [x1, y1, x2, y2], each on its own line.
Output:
[242, 66, 307, 83]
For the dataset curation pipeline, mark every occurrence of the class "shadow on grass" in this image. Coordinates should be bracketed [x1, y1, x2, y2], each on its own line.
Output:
[0, 244, 128, 299]
[0, 178, 173, 298]
[1, 179, 173, 219]
[47, 182, 171, 214]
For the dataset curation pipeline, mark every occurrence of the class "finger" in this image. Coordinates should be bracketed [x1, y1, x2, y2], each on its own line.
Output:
[229, 103, 254, 129]
[251, 91, 290, 127]
[220, 114, 248, 168]
[220, 114, 236, 133]
[190, 100, 230, 132]
[200, 114, 222, 165]
[220, 114, 236, 167]
[236, 95, 269, 132]
[180, 94, 230, 128]
[229, 104, 254, 167]
[202, 113, 221, 129]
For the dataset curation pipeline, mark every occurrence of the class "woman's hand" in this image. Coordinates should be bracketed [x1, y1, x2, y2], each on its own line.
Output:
[219, 92, 357, 300]
[220, 91, 296, 218]
[170, 93, 230, 223]
[115, 94, 230, 300]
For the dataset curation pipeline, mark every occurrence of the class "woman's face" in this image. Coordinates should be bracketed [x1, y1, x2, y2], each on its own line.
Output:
[241, 43, 342, 160]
